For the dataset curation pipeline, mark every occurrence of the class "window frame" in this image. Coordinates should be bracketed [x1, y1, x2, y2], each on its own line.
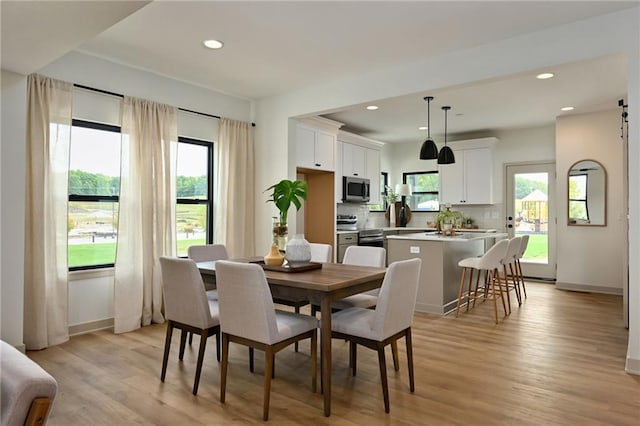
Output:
[68, 119, 122, 271]
[568, 173, 589, 221]
[403, 170, 441, 212]
[369, 171, 388, 212]
[176, 136, 215, 251]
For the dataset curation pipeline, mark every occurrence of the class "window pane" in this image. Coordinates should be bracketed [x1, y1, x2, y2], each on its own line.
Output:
[406, 173, 439, 192]
[569, 201, 589, 221]
[177, 143, 209, 199]
[569, 175, 587, 199]
[176, 203, 208, 256]
[69, 127, 121, 196]
[68, 201, 118, 267]
[410, 194, 440, 211]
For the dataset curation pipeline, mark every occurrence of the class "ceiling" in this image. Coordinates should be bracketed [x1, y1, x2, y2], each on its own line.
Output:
[1, 1, 635, 143]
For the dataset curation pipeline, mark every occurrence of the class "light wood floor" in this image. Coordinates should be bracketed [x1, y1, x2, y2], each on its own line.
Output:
[28, 282, 640, 425]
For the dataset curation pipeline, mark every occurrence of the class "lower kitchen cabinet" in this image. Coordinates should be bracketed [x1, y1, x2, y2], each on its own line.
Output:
[337, 232, 358, 263]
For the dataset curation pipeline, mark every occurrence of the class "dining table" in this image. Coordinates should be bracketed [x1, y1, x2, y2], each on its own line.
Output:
[197, 259, 386, 417]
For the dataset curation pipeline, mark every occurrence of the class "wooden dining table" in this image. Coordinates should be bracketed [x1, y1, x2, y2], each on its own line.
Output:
[197, 259, 386, 417]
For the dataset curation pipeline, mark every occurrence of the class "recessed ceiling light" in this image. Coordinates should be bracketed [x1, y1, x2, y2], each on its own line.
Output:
[418, 126, 428, 130]
[561, 106, 575, 111]
[536, 72, 554, 80]
[366, 105, 379, 110]
[203, 39, 224, 49]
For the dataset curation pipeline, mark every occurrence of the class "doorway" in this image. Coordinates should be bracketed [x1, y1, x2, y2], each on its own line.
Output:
[505, 162, 556, 280]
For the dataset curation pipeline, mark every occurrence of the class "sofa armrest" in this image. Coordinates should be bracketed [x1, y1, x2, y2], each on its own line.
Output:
[1, 340, 58, 425]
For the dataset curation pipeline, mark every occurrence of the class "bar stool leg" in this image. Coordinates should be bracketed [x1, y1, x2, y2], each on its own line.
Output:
[456, 267, 468, 317]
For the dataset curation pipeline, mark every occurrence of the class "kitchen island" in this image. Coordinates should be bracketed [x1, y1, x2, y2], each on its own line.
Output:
[387, 232, 507, 315]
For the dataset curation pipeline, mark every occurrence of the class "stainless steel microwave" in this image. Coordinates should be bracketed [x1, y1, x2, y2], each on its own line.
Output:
[342, 176, 370, 203]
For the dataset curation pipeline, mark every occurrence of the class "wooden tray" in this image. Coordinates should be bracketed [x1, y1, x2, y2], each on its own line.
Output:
[251, 260, 323, 273]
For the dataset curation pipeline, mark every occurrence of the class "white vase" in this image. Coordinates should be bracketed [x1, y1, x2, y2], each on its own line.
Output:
[389, 206, 396, 227]
[285, 234, 312, 265]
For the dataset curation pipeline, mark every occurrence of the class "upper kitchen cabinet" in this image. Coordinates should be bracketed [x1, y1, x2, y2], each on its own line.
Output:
[439, 137, 497, 205]
[296, 117, 343, 172]
[336, 130, 385, 204]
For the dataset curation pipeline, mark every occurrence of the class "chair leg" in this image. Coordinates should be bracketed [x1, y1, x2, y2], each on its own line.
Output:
[495, 269, 508, 317]
[179, 330, 188, 361]
[406, 329, 415, 392]
[377, 344, 390, 413]
[160, 321, 173, 382]
[192, 329, 208, 395]
[391, 341, 400, 372]
[517, 259, 528, 298]
[311, 331, 317, 393]
[249, 347, 255, 373]
[502, 265, 512, 314]
[272, 353, 275, 379]
[220, 334, 229, 403]
[263, 347, 274, 421]
[510, 263, 522, 305]
[455, 267, 467, 317]
[349, 341, 357, 376]
[216, 331, 221, 362]
[465, 268, 475, 312]
[294, 305, 300, 352]
[490, 270, 499, 324]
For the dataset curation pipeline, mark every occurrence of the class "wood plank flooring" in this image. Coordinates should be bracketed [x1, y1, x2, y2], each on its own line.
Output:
[27, 282, 640, 425]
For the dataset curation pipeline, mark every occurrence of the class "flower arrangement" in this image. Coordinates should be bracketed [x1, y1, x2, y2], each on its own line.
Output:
[383, 185, 398, 206]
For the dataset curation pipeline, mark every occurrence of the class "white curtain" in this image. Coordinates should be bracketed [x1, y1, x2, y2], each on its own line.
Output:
[24, 74, 73, 350]
[215, 118, 255, 258]
[114, 97, 177, 333]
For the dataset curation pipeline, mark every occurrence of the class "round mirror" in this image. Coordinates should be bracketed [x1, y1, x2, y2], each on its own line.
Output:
[568, 160, 606, 226]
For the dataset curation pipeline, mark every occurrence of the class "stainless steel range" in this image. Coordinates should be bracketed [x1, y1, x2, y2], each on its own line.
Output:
[336, 214, 358, 231]
[358, 228, 384, 247]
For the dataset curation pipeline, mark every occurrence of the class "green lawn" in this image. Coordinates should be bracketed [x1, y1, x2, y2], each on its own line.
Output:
[520, 233, 548, 260]
[68, 238, 206, 268]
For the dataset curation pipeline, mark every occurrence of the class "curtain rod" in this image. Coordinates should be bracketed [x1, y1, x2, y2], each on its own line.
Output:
[73, 83, 256, 127]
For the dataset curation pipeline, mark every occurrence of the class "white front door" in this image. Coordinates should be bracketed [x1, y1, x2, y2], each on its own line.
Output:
[505, 162, 556, 280]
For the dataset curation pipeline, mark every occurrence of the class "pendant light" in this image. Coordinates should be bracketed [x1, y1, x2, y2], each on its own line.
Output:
[419, 96, 438, 160]
[437, 106, 456, 164]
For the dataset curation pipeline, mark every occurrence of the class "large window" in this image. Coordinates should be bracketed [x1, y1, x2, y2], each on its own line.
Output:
[68, 120, 121, 270]
[403, 171, 440, 212]
[176, 137, 214, 256]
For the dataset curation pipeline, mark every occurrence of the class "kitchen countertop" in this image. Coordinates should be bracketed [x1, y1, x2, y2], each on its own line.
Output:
[386, 231, 507, 242]
[337, 227, 498, 235]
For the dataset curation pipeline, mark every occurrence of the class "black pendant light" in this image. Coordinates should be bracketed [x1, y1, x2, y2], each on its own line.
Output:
[419, 96, 438, 160]
[437, 106, 455, 165]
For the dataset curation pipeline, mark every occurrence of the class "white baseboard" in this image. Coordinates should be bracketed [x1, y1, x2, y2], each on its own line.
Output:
[69, 318, 114, 336]
[555, 282, 623, 295]
[626, 356, 640, 375]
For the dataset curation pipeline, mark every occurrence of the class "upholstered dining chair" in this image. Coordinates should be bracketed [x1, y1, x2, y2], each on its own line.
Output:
[309, 243, 333, 263]
[215, 260, 318, 421]
[331, 258, 421, 413]
[311, 246, 385, 315]
[455, 238, 509, 323]
[159, 257, 220, 395]
[187, 244, 229, 301]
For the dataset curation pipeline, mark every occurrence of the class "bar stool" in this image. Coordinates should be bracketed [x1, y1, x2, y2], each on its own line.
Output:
[455, 238, 509, 323]
[502, 236, 523, 311]
[515, 235, 530, 299]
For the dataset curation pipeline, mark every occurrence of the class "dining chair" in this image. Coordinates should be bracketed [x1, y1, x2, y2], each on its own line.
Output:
[331, 258, 421, 413]
[515, 235, 530, 299]
[311, 246, 385, 315]
[455, 238, 509, 323]
[187, 243, 229, 301]
[159, 257, 220, 395]
[309, 243, 333, 263]
[215, 260, 318, 421]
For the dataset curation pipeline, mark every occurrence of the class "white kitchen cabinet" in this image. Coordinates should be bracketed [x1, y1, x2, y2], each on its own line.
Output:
[439, 147, 493, 205]
[296, 124, 336, 172]
[342, 143, 366, 177]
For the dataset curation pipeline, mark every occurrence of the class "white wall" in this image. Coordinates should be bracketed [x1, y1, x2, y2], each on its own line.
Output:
[556, 109, 625, 293]
[1, 70, 27, 349]
[0, 53, 252, 345]
[253, 9, 640, 373]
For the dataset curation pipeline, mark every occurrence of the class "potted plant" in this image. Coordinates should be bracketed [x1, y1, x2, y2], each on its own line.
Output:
[383, 185, 399, 226]
[266, 179, 308, 249]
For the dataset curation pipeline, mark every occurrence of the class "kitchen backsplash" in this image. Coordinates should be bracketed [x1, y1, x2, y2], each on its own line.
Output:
[337, 203, 506, 231]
